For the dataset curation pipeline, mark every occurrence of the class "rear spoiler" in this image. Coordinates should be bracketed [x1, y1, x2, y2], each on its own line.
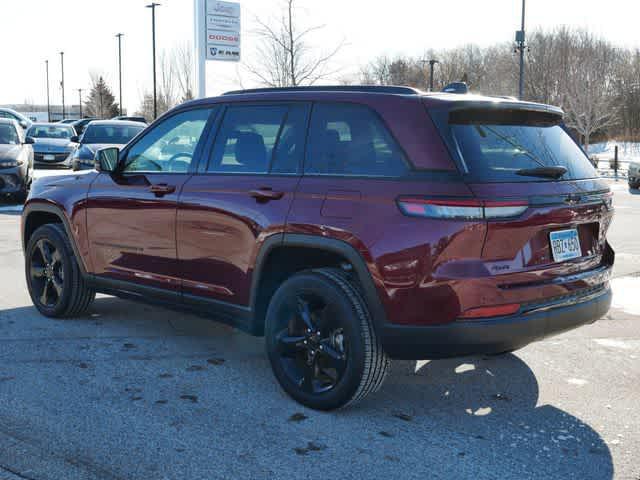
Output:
[447, 101, 563, 126]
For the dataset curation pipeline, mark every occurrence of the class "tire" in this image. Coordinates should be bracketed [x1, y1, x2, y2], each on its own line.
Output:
[25, 223, 95, 318]
[265, 267, 390, 410]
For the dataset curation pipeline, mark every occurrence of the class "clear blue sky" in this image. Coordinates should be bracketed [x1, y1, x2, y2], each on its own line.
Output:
[1, 0, 639, 112]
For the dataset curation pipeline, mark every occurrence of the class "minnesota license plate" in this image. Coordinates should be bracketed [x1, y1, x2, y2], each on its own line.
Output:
[550, 229, 582, 262]
[43, 154, 55, 161]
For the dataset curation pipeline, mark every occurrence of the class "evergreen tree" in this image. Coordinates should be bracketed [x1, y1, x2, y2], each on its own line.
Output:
[84, 77, 119, 119]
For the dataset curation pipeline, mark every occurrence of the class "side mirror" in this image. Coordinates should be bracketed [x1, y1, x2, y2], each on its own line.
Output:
[95, 147, 120, 173]
[70, 135, 80, 143]
[24, 136, 35, 145]
[19, 120, 28, 129]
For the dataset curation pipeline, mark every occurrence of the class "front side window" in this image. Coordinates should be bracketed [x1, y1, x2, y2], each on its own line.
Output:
[0, 124, 19, 145]
[305, 103, 408, 177]
[123, 109, 213, 173]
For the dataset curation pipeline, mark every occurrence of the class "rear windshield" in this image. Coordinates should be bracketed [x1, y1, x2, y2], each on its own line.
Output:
[432, 108, 597, 182]
[82, 124, 144, 144]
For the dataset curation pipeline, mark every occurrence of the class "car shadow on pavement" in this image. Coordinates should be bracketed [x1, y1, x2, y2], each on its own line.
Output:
[364, 356, 613, 478]
[629, 188, 640, 195]
[0, 298, 614, 480]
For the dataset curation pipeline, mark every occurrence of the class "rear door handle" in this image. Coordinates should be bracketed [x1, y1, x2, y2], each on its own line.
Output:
[149, 183, 176, 197]
[249, 188, 284, 202]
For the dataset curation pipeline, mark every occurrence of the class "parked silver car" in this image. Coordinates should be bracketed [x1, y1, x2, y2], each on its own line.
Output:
[0, 118, 33, 201]
[26, 123, 78, 168]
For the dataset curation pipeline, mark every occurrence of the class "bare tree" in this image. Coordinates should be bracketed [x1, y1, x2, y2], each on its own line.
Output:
[246, 0, 345, 87]
[173, 42, 195, 102]
[158, 51, 179, 112]
[563, 32, 619, 152]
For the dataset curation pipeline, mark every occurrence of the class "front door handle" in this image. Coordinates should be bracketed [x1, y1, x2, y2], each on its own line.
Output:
[149, 183, 176, 197]
[249, 188, 284, 202]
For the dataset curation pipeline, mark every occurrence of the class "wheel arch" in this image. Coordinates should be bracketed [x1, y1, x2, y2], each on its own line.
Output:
[249, 233, 388, 336]
[22, 203, 87, 275]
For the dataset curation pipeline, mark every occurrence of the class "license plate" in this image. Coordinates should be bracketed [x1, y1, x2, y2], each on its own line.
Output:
[43, 154, 55, 161]
[550, 229, 582, 262]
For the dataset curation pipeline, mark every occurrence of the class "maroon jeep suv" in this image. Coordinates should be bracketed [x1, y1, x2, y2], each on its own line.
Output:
[22, 86, 614, 410]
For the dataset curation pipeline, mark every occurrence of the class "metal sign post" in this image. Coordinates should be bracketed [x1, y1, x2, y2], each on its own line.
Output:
[194, 0, 241, 99]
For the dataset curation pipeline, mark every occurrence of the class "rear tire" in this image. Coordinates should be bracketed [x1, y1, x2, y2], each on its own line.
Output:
[25, 224, 95, 318]
[265, 267, 390, 410]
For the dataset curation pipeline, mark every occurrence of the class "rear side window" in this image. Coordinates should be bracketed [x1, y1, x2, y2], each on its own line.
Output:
[433, 108, 597, 182]
[305, 103, 407, 177]
[208, 105, 305, 174]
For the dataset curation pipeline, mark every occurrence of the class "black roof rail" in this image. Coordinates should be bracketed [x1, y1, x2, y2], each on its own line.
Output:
[222, 85, 422, 96]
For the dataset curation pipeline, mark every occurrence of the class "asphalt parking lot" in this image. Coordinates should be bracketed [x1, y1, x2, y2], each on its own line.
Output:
[0, 171, 638, 480]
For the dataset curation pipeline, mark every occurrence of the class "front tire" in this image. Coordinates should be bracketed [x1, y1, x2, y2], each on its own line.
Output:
[265, 268, 390, 410]
[25, 224, 95, 318]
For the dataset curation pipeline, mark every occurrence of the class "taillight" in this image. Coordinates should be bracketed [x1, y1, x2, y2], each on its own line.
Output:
[397, 197, 528, 220]
[459, 303, 521, 319]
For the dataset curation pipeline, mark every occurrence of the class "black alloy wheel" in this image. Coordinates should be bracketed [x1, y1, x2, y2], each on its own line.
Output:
[30, 238, 64, 308]
[275, 294, 348, 395]
[25, 223, 95, 318]
[266, 268, 390, 410]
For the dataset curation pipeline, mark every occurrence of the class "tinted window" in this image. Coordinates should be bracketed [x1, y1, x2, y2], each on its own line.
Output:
[450, 123, 597, 182]
[82, 124, 145, 144]
[305, 103, 407, 176]
[124, 108, 212, 173]
[208, 105, 288, 174]
[0, 124, 19, 145]
[27, 125, 74, 139]
[271, 104, 308, 174]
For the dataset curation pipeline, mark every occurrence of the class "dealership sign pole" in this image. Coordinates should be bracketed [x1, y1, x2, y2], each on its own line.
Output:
[194, 0, 241, 98]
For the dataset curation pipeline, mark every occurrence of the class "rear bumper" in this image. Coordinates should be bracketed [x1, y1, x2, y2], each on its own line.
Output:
[381, 286, 611, 360]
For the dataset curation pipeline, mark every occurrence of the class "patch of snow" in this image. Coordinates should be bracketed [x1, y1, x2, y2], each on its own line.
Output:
[455, 363, 475, 374]
[611, 277, 640, 316]
[567, 378, 588, 386]
[594, 339, 632, 350]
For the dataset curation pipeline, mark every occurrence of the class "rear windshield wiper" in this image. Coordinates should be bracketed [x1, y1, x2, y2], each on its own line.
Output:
[516, 166, 567, 179]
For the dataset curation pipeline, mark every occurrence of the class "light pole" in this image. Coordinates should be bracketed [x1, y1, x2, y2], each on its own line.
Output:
[146, 3, 161, 119]
[420, 59, 439, 92]
[45, 60, 51, 122]
[515, 0, 527, 100]
[60, 51, 66, 120]
[116, 33, 124, 115]
[428, 59, 439, 92]
[78, 88, 83, 118]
